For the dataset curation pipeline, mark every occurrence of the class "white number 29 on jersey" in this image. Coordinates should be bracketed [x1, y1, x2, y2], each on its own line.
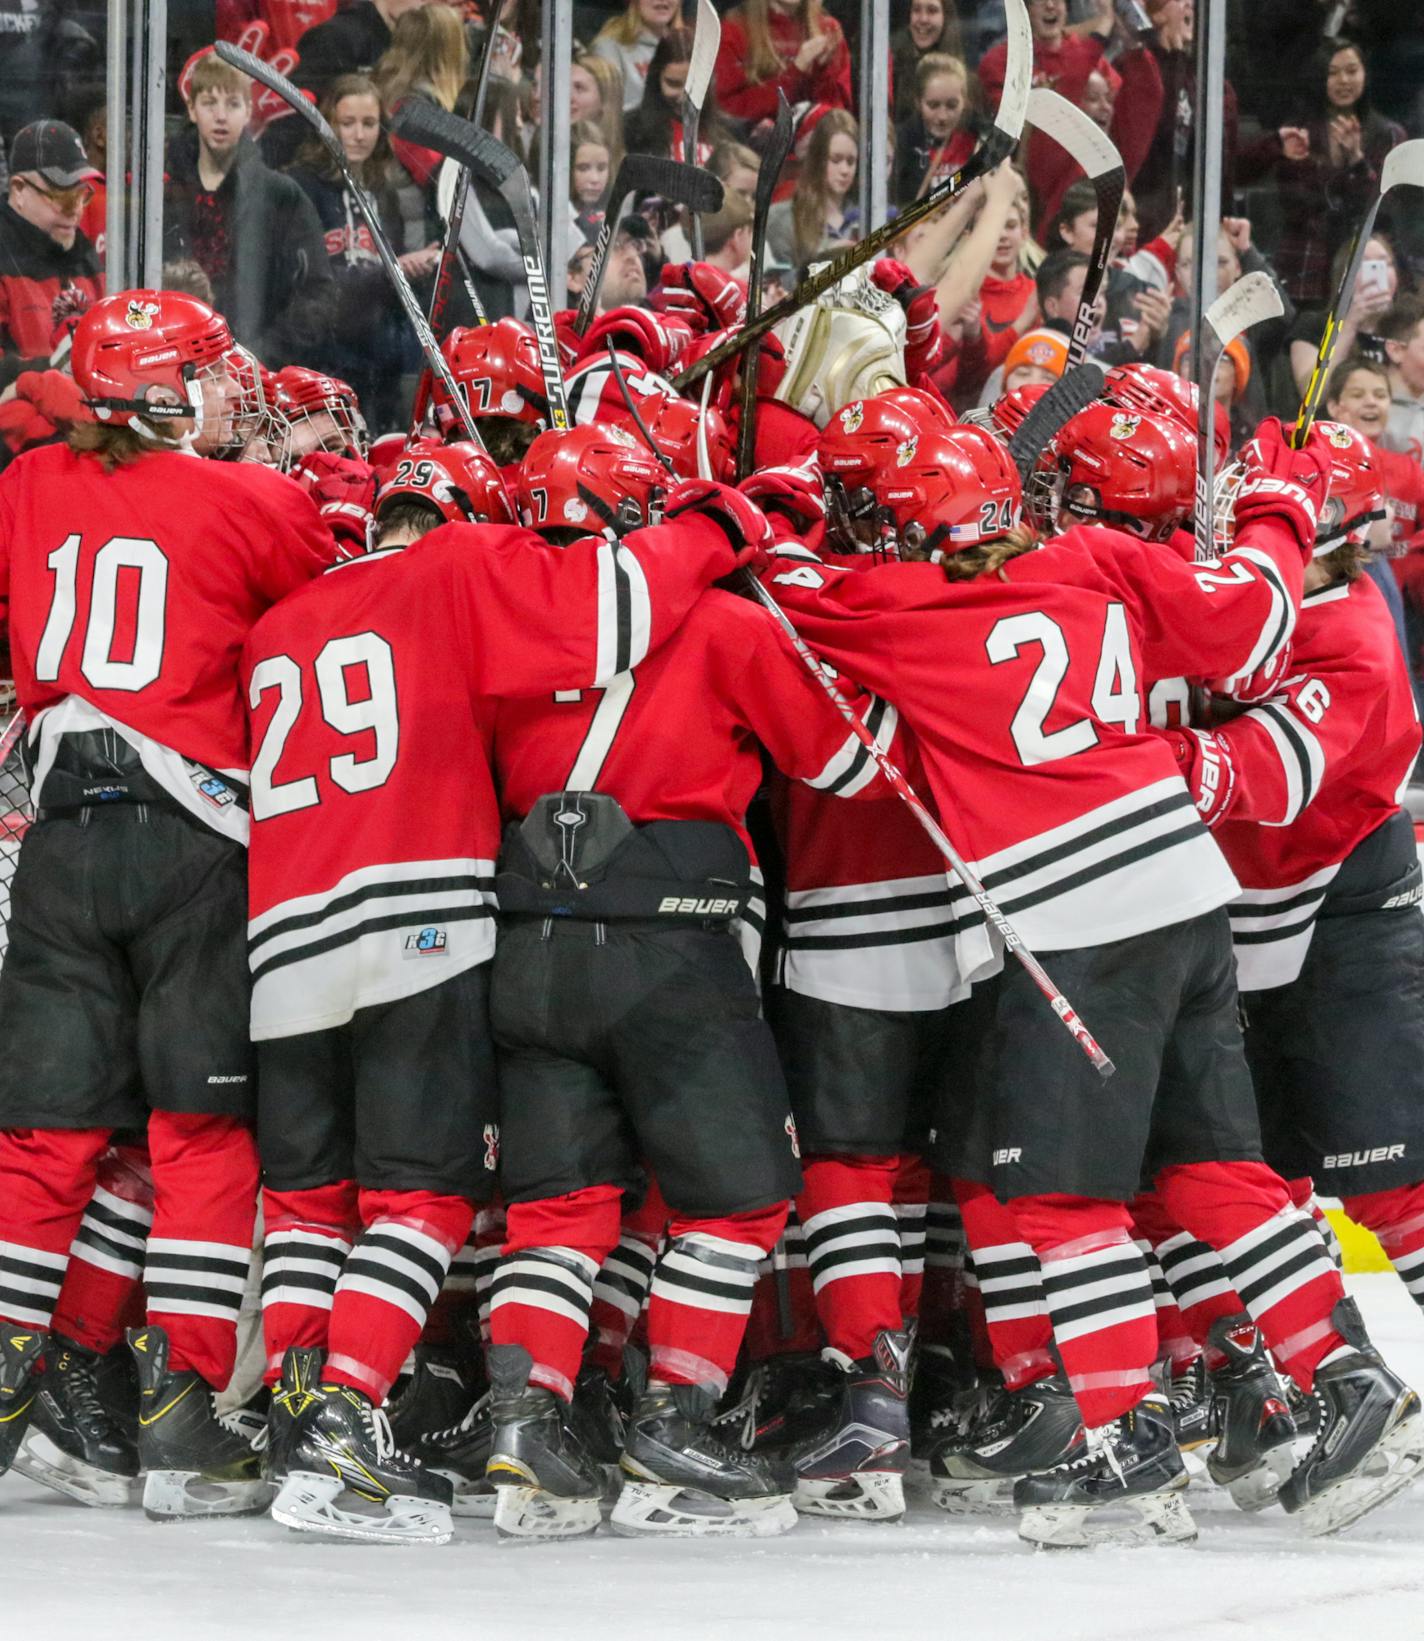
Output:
[249, 633, 400, 818]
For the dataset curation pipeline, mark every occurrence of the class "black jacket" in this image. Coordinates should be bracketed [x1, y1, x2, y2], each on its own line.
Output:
[294, 0, 392, 97]
[164, 129, 335, 368]
[0, 202, 102, 387]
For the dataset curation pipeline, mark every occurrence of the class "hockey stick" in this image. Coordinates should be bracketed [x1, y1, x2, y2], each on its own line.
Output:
[1293, 137, 1424, 448]
[1025, 89, 1124, 369]
[736, 92, 796, 484]
[1191, 271, 1283, 561]
[1006, 361, 1105, 485]
[214, 42, 488, 453]
[672, 0, 1032, 391]
[683, 0, 720, 261]
[610, 349, 1115, 1076]
[396, 102, 571, 431]
[574, 155, 725, 336]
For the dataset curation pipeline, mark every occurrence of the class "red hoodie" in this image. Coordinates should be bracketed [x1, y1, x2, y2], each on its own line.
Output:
[714, 6, 853, 124]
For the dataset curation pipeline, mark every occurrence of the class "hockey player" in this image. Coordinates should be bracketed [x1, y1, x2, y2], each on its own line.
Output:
[0, 288, 336, 1520]
[425, 319, 552, 469]
[244, 430, 777, 1543]
[476, 420, 904, 1542]
[757, 415, 1424, 1544]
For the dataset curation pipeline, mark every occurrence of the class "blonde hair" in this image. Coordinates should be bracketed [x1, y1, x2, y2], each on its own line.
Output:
[67, 422, 178, 469]
[938, 523, 1038, 580]
[569, 120, 611, 205]
[375, 5, 469, 115]
[739, 0, 830, 86]
[576, 53, 625, 171]
[791, 109, 858, 267]
[596, 0, 667, 48]
[187, 52, 248, 103]
[916, 51, 967, 97]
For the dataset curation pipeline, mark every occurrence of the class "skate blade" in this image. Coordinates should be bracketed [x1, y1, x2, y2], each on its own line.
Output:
[795, 1470, 905, 1520]
[272, 1473, 453, 1545]
[609, 1480, 798, 1539]
[1294, 1413, 1424, 1539]
[1222, 1446, 1294, 1514]
[492, 1484, 601, 1542]
[930, 1474, 1017, 1514]
[1018, 1488, 1198, 1549]
[13, 1430, 141, 1509]
[142, 1470, 272, 1522]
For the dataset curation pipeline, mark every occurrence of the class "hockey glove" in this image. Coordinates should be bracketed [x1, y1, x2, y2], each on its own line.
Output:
[739, 461, 827, 540]
[1233, 416, 1333, 559]
[1205, 642, 1293, 705]
[664, 478, 775, 572]
[291, 451, 379, 559]
[577, 306, 695, 375]
[870, 257, 943, 382]
[1153, 725, 1238, 829]
[650, 262, 749, 334]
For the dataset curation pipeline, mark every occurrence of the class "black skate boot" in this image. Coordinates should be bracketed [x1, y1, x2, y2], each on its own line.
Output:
[613, 1381, 797, 1538]
[1015, 1393, 1196, 1548]
[568, 1358, 627, 1484]
[272, 1375, 453, 1544]
[485, 1343, 605, 1541]
[0, 1326, 45, 1475]
[13, 1335, 140, 1506]
[908, 1334, 982, 1490]
[413, 1387, 496, 1519]
[386, 1341, 482, 1450]
[713, 1351, 840, 1457]
[793, 1328, 912, 1520]
[931, 1372, 1085, 1514]
[1166, 1355, 1215, 1455]
[265, 1346, 324, 1484]
[1277, 1297, 1424, 1536]
[1202, 1315, 1296, 1511]
[128, 1327, 270, 1521]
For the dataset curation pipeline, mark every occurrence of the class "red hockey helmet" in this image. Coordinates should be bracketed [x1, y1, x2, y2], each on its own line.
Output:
[431, 318, 550, 435]
[990, 380, 1050, 441]
[375, 438, 515, 529]
[1312, 420, 1386, 552]
[517, 421, 669, 537]
[273, 365, 368, 462]
[72, 289, 234, 434]
[871, 424, 1023, 555]
[818, 386, 956, 488]
[1043, 403, 1197, 540]
[1103, 361, 1230, 465]
[567, 353, 733, 480]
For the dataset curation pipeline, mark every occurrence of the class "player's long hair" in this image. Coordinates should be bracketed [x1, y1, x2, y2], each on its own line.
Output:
[937, 522, 1039, 581]
[67, 422, 174, 469]
[737, 0, 832, 87]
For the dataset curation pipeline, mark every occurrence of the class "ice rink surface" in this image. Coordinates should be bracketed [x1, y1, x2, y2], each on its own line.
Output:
[7, 1274, 1424, 1641]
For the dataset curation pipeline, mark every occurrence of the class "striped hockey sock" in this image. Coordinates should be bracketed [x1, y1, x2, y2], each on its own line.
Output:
[589, 1181, 666, 1378]
[473, 1203, 506, 1344]
[919, 1182, 967, 1351]
[1157, 1161, 1347, 1392]
[0, 1126, 110, 1331]
[259, 1181, 359, 1383]
[1011, 1195, 1157, 1428]
[1132, 1236, 1198, 1373]
[798, 1154, 903, 1360]
[742, 1208, 821, 1359]
[324, 1190, 473, 1404]
[647, 1204, 789, 1393]
[956, 1178, 1055, 1391]
[1341, 1182, 1424, 1316]
[51, 1145, 154, 1356]
[894, 1156, 929, 1322]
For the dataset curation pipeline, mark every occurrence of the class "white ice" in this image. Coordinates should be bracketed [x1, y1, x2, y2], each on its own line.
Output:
[8, 1274, 1424, 1641]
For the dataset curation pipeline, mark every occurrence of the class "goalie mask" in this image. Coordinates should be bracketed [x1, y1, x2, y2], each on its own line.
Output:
[375, 438, 515, 529]
[517, 422, 668, 539]
[774, 264, 908, 430]
[1040, 404, 1196, 540]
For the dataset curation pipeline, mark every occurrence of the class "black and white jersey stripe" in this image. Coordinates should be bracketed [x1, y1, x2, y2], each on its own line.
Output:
[1227, 864, 1338, 991]
[803, 695, 899, 798]
[594, 538, 653, 681]
[1248, 701, 1326, 826]
[733, 864, 767, 980]
[248, 856, 497, 1038]
[1214, 544, 1296, 689]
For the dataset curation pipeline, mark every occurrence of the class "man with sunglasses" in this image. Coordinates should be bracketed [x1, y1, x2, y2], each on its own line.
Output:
[0, 119, 103, 391]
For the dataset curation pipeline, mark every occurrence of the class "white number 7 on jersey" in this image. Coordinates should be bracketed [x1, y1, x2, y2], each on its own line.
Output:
[560, 672, 636, 789]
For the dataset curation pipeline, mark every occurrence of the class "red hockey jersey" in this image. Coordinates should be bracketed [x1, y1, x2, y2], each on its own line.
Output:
[243, 514, 754, 1039]
[763, 514, 1306, 979]
[0, 442, 334, 840]
[1210, 574, 1421, 989]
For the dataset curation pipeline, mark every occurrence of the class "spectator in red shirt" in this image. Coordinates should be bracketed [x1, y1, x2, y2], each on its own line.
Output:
[947, 182, 1038, 404]
[714, 0, 852, 129]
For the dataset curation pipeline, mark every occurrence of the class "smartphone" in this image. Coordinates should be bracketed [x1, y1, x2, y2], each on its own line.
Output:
[1359, 257, 1391, 300]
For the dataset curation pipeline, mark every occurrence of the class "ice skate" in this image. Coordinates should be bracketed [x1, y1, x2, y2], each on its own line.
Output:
[386, 1341, 481, 1451]
[265, 1346, 325, 1482]
[612, 1380, 798, 1538]
[907, 1336, 982, 1491]
[568, 1360, 627, 1488]
[485, 1344, 604, 1542]
[713, 1351, 841, 1457]
[1202, 1316, 1296, 1511]
[270, 1372, 453, 1545]
[0, 1326, 45, 1475]
[13, 1335, 140, 1506]
[931, 1372, 1084, 1514]
[1166, 1355, 1214, 1455]
[1015, 1394, 1197, 1548]
[128, 1327, 270, 1522]
[413, 1389, 496, 1519]
[1277, 1299, 1424, 1537]
[793, 1328, 912, 1520]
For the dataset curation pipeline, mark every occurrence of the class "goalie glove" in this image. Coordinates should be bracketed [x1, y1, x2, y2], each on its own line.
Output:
[650, 262, 748, 335]
[577, 305, 696, 375]
[1153, 725, 1238, 829]
[870, 258, 943, 382]
[1233, 417, 1333, 559]
[664, 478, 775, 572]
[291, 450, 379, 559]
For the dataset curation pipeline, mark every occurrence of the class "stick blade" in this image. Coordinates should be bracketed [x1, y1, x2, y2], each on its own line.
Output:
[685, 0, 721, 109]
[1382, 137, 1424, 195]
[1203, 270, 1283, 348]
[215, 40, 329, 133]
[619, 153, 724, 215]
[394, 100, 520, 188]
[1026, 88, 1123, 180]
[993, 0, 1034, 146]
[1007, 362, 1105, 483]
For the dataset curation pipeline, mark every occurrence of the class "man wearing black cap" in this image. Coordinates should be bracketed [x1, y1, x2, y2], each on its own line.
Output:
[0, 119, 103, 390]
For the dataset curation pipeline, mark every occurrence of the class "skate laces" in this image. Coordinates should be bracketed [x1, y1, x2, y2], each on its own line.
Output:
[429, 1389, 491, 1444]
[365, 1401, 421, 1469]
[712, 1364, 767, 1452]
[217, 1405, 268, 1452]
[57, 1353, 109, 1426]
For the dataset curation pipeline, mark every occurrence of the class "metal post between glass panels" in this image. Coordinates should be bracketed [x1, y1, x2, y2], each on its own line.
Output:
[858, 0, 889, 236]
[540, 0, 573, 300]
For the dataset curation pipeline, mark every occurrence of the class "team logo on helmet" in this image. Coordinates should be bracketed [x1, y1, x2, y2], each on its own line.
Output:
[562, 497, 589, 525]
[896, 435, 918, 466]
[1109, 412, 1142, 441]
[1327, 424, 1355, 448]
[125, 298, 160, 330]
[840, 401, 864, 434]
[499, 389, 522, 415]
[607, 424, 638, 449]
